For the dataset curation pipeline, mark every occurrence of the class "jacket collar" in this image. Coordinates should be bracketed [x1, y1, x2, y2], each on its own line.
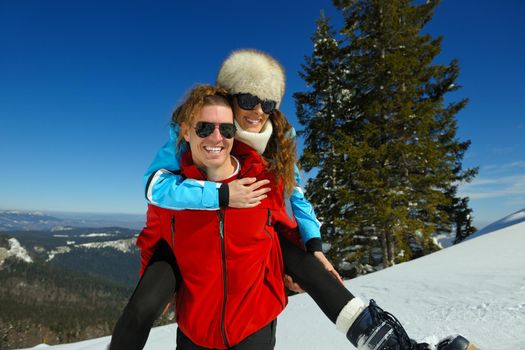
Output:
[180, 141, 268, 183]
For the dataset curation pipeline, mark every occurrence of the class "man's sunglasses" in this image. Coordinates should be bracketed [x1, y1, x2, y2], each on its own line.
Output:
[235, 93, 276, 114]
[194, 122, 237, 139]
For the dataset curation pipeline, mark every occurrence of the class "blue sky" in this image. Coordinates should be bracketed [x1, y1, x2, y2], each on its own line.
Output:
[1, 0, 523, 229]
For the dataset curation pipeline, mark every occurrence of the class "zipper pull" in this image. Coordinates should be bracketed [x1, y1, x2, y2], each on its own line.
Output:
[267, 208, 271, 226]
[218, 210, 225, 239]
[170, 216, 175, 247]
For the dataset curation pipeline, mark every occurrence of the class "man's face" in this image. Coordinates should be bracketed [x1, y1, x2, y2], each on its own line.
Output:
[183, 104, 235, 170]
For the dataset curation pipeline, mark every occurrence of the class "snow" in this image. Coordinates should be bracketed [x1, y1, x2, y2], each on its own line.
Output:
[80, 233, 114, 237]
[0, 238, 33, 266]
[77, 238, 135, 253]
[17, 214, 525, 350]
[467, 207, 525, 240]
[51, 226, 73, 231]
[45, 239, 135, 261]
[433, 232, 455, 248]
[46, 246, 71, 261]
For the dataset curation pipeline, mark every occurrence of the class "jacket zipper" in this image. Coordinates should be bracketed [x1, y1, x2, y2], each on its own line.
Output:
[217, 209, 230, 348]
[170, 216, 175, 248]
[263, 208, 273, 239]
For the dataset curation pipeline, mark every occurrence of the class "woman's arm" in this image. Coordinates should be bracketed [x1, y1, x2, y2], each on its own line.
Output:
[287, 160, 343, 287]
[289, 163, 323, 249]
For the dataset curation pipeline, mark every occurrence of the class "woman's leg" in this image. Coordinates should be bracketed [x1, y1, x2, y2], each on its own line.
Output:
[279, 236, 471, 350]
[110, 240, 180, 350]
[278, 234, 354, 323]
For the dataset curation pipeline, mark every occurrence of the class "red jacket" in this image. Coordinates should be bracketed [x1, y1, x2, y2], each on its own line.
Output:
[136, 141, 299, 349]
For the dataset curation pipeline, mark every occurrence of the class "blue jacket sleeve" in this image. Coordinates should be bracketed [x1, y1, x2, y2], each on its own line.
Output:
[144, 123, 221, 210]
[289, 163, 322, 244]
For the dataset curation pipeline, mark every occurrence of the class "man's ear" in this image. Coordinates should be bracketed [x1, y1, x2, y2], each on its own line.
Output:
[181, 122, 191, 142]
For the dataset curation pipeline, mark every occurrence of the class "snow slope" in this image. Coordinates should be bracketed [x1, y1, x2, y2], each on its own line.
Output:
[467, 208, 525, 240]
[19, 218, 525, 350]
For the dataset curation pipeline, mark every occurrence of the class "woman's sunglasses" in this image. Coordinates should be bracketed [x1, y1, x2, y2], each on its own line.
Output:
[235, 93, 276, 114]
[194, 122, 237, 139]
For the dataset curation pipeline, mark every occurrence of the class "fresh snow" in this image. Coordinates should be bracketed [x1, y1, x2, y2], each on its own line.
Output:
[18, 212, 525, 350]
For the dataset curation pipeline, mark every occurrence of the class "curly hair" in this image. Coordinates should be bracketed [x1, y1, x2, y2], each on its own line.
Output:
[171, 84, 231, 150]
[263, 109, 297, 197]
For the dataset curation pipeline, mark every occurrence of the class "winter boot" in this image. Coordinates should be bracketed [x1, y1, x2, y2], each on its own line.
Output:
[344, 299, 430, 349]
[337, 299, 476, 350]
[346, 300, 431, 350]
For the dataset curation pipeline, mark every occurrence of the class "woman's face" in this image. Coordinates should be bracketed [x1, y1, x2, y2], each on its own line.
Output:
[183, 104, 235, 170]
[233, 97, 270, 133]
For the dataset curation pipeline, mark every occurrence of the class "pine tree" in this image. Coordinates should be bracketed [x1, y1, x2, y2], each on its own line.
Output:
[294, 13, 347, 236]
[294, 13, 366, 273]
[295, 0, 477, 270]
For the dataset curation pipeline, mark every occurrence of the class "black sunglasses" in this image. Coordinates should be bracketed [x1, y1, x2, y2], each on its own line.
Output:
[235, 93, 276, 114]
[194, 122, 237, 139]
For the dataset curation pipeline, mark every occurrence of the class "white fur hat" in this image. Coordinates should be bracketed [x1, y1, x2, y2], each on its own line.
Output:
[216, 49, 285, 108]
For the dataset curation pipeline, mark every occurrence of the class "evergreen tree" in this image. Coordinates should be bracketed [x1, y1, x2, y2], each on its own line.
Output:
[295, 0, 477, 270]
[294, 13, 351, 240]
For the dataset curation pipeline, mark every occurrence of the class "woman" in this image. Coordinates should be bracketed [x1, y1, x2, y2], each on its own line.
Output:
[137, 50, 470, 350]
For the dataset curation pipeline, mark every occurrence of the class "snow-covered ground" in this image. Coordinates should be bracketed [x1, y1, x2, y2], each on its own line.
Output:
[19, 211, 525, 349]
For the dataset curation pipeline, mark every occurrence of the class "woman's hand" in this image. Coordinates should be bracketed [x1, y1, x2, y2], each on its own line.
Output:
[284, 274, 305, 293]
[283, 252, 344, 293]
[228, 178, 271, 208]
[313, 251, 344, 285]
[162, 294, 177, 321]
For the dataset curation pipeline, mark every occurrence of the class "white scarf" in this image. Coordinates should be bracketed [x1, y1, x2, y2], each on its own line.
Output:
[234, 120, 273, 155]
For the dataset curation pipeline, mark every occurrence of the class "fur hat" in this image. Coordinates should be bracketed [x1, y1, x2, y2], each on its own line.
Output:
[216, 49, 285, 108]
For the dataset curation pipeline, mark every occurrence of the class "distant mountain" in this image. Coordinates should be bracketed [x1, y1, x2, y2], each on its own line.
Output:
[0, 210, 64, 231]
[0, 226, 141, 285]
[0, 210, 145, 231]
[0, 225, 159, 349]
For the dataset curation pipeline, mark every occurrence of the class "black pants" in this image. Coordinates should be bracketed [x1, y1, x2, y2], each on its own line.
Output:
[109, 240, 180, 350]
[110, 236, 354, 349]
[176, 320, 277, 350]
[278, 235, 354, 323]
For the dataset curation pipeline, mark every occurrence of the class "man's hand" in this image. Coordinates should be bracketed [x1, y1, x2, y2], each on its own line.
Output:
[228, 178, 271, 208]
[313, 251, 344, 285]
